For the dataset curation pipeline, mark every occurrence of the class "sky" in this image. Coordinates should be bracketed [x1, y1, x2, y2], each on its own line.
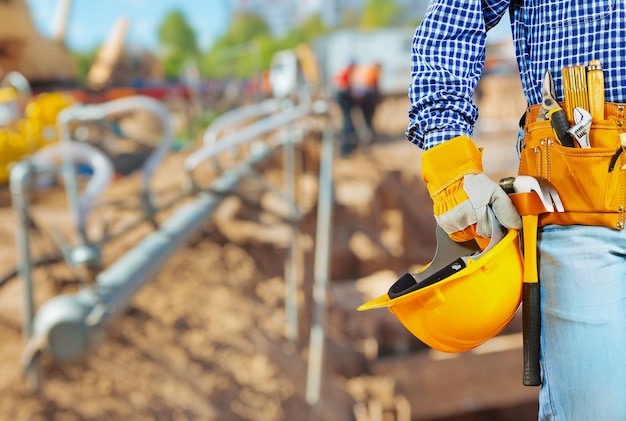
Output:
[26, 0, 233, 52]
[25, 0, 512, 54]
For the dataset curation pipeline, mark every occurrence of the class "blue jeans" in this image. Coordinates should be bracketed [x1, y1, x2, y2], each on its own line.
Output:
[537, 225, 626, 420]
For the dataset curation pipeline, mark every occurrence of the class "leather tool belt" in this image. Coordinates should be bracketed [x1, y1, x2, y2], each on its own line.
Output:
[519, 102, 626, 229]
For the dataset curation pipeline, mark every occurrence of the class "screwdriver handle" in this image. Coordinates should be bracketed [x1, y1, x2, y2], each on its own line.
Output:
[587, 60, 605, 120]
[548, 108, 575, 147]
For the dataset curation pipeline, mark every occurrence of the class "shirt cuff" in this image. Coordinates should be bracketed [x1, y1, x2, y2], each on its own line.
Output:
[406, 128, 471, 150]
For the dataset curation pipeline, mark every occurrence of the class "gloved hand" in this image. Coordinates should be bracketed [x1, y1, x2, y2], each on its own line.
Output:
[421, 136, 521, 246]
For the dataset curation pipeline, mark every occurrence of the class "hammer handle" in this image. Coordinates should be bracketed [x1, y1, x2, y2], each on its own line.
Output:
[523, 282, 541, 386]
[521, 213, 541, 386]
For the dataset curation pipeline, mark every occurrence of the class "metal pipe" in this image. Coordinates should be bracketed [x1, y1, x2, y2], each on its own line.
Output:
[30, 143, 114, 237]
[306, 124, 335, 405]
[283, 109, 299, 343]
[10, 143, 113, 338]
[9, 161, 37, 340]
[202, 99, 281, 148]
[184, 101, 319, 173]
[57, 95, 173, 197]
[200, 99, 281, 171]
[102, 189, 192, 244]
[57, 96, 173, 242]
[1, 71, 32, 97]
[28, 145, 273, 364]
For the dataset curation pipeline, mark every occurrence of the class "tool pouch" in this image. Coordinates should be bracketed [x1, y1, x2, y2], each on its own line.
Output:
[519, 103, 626, 229]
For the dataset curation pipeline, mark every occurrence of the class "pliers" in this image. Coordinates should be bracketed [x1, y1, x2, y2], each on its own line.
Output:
[536, 70, 575, 147]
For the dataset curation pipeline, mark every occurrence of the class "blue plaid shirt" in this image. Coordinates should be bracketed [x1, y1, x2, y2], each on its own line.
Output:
[407, 0, 626, 149]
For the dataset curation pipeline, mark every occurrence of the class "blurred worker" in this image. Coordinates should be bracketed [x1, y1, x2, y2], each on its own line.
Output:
[334, 61, 357, 157]
[407, 1, 626, 420]
[351, 63, 382, 139]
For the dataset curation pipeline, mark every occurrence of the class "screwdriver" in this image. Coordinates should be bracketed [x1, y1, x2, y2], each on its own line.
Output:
[587, 59, 605, 120]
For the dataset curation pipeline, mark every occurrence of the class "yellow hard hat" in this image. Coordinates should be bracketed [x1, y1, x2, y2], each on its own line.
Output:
[358, 210, 523, 353]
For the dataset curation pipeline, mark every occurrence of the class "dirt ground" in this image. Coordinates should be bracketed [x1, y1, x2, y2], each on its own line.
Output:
[0, 75, 527, 421]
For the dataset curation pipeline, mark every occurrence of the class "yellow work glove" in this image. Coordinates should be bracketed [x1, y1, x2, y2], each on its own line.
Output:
[421, 136, 521, 246]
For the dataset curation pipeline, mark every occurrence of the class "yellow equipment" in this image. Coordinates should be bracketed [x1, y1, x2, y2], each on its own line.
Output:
[358, 211, 523, 353]
[0, 91, 73, 184]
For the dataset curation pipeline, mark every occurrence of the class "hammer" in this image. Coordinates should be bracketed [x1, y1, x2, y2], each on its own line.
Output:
[500, 176, 564, 386]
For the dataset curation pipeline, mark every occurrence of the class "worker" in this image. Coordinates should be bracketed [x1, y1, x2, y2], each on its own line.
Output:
[351, 63, 382, 140]
[334, 61, 357, 157]
[407, 1, 626, 420]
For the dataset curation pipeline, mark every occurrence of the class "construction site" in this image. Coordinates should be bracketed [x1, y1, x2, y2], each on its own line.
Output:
[0, 1, 537, 420]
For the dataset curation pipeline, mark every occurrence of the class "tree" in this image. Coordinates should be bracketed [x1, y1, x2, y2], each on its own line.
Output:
[283, 13, 329, 46]
[71, 47, 100, 82]
[202, 12, 270, 78]
[157, 10, 199, 79]
[202, 12, 329, 79]
[360, 0, 400, 30]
